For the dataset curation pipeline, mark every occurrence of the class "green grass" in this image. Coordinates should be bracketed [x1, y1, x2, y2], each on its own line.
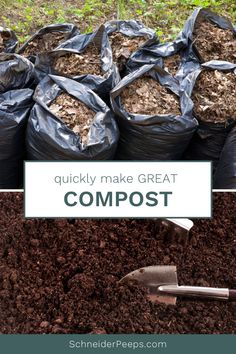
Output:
[0, 0, 235, 44]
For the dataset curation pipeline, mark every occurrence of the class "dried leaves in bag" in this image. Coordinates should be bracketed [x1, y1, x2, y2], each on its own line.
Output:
[49, 93, 95, 145]
[120, 76, 181, 116]
[193, 17, 236, 63]
[109, 32, 147, 72]
[53, 44, 103, 77]
[18, 23, 79, 60]
[27, 75, 119, 160]
[178, 8, 236, 64]
[192, 69, 236, 124]
[105, 20, 157, 73]
[21, 32, 68, 57]
[111, 64, 197, 160]
[34, 26, 117, 99]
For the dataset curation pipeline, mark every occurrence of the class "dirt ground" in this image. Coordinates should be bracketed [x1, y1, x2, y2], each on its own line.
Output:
[0, 193, 235, 334]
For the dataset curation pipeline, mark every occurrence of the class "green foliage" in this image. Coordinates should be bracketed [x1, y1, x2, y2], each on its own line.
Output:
[0, 0, 235, 44]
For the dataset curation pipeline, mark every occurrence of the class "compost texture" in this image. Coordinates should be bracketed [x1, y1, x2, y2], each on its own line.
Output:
[193, 18, 236, 63]
[192, 70, 236, 123]
[0, 193, 235, 334]
[49, 93, 94, 145]
[120, 76, 181, 116]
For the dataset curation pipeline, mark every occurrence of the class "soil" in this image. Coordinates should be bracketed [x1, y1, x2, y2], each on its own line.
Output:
[0, 193, 235, 334]
[49, 93, 94, 145]
[20, 32, 68, 57]
[53, 43, 103, 77]
[109, 32, 147, 72]
[163, 54, 181, 76]
[120, 76, 181, 116]
[193, 18, 236, 63]
[192, 69, 236, 123]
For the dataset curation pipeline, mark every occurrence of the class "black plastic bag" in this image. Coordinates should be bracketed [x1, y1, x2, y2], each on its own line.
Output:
[27, 75, 119, 160]
[110, 63, 198, 160]
[0, 53, 34, 93]
[104, 20, 157, 42]
[18, 23, 79, 62]
[0, 88, 33, 189]
[176, 7, 236, 63]
[0, 26, 18, 53]
[34, 25, 119, 99]
[213, 125, 236, 190]
[104, 20, 158, 74]
[182, 60, 236, 171]
[126, 40, 199, 81]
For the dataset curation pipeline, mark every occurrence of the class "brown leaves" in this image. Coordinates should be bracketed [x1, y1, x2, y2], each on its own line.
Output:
[164, 54, 181, 76]
[53, 43, 103, 77]
[192, 69, 236, 123]
[120, 76, 181, 116]
[49, 93, 95, 145]
[193, 19, 236, 63]
[21, 32, 68, 56]
[110, 32, 147, 71]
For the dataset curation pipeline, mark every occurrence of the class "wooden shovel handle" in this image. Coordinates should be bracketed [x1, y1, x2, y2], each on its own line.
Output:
[229, 290, 236, 301]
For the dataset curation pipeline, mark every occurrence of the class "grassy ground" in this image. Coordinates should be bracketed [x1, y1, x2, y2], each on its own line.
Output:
[0, 0, 235, 44]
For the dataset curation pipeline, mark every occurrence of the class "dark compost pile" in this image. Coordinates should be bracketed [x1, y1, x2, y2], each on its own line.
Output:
[0, 193, 235, 334]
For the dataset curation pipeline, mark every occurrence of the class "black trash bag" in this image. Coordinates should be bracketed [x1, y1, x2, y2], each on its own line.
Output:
[0, 26, 18, 53]
[27, 75, 119, 160]
[126, 40, 199, 81]
[182, 60, 236, 171]
[34, 25, 119, 100]
[18, 23, 79, 63]
[104, 20, 158, 74]
[110, 63, 198, 160]
[176, 7, 236, 63]
[0, 53, 34, 93]
[214, 125, 236, 189]
[0, 88, 34, 189]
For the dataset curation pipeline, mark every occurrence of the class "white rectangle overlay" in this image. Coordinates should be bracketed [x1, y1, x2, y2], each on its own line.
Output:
[25, 161, 211, 218]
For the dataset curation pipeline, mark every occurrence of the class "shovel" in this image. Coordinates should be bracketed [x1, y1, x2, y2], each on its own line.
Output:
[120, 265, 236, 305]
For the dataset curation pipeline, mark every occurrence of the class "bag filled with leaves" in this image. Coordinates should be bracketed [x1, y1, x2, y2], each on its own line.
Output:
[0, 26, 18, 53]
[0, 53, 34, 93]
[34, 25, 119, 99]
[177, 7, 236, 64]
[110, 63, 197, 160]
[213, 125, 236, 190]
[104, 20, 158, 74]
[0, 88, 33, 188]
[18, 23, 79, 62]
[27, 75, 119, 160]
[182, 60, 236, 171]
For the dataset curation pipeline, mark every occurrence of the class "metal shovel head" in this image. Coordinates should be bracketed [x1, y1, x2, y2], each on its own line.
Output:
[120, 265, 178, 305]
